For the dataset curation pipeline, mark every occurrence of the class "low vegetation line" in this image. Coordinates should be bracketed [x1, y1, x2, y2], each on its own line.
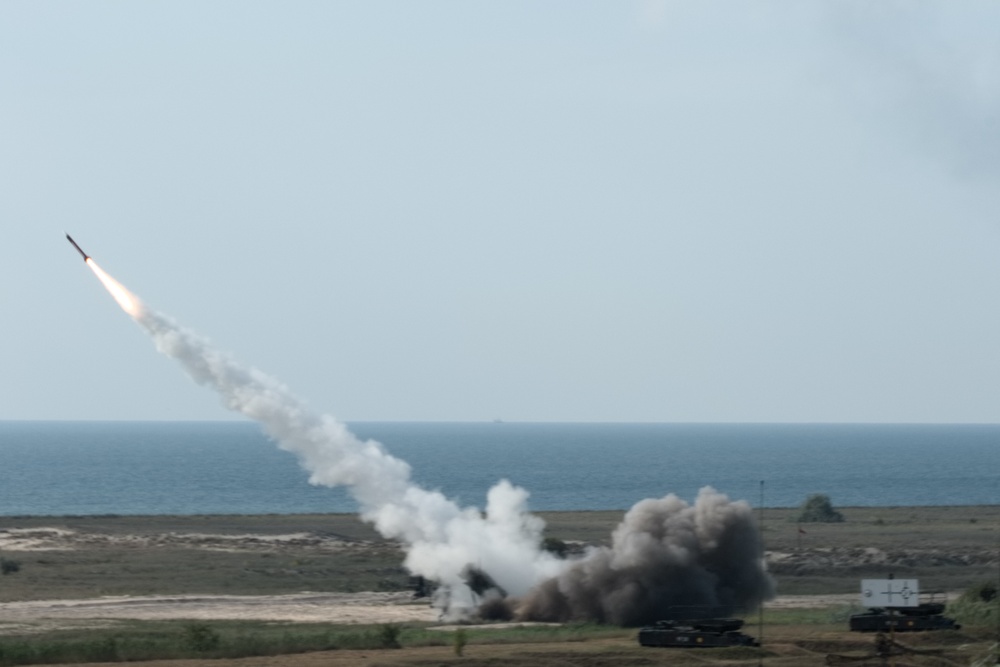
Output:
[0, 620, 631, 666]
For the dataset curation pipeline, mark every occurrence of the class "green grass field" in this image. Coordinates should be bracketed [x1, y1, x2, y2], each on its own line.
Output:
[0, 612, 996, 667]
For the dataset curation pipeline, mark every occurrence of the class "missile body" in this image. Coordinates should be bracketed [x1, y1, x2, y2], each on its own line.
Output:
[66, 234, 90, 261]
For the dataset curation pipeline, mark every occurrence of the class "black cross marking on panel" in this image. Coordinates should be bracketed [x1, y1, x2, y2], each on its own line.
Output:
[880, 581, 914, 604]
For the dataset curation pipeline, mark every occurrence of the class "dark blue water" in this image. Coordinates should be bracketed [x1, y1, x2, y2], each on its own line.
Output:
[0, 421, 996, 516]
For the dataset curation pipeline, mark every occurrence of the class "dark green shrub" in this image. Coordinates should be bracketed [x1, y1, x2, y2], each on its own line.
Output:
[183, 623, 220, 652]
[794, 494, 844, 523]
[0, 558, 21, 575]
[964, 580, 997, 603]
[948, 580, 999, 628]
[453, 628, 468, 656]
[80, 636, 119, 662]
[377, 623, 402, 649]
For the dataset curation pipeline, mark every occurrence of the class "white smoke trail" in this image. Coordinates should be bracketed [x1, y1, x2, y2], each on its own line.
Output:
[87, 261, 562, 616]
[83, 257, 773, 624]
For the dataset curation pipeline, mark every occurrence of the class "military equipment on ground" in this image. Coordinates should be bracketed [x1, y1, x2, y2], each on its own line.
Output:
[849, 603, 961, 632]
[638, 618, 759, 648]
[409, 575, 434, 599]
[460, 565, 507, 598]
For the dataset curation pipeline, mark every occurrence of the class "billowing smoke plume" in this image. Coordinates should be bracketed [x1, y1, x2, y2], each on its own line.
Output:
[83, 258, 773, 624]
[491, 487, 773, 625]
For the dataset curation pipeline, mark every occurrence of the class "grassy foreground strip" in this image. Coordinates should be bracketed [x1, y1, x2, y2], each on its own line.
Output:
[1, 609, 998, 667]
[0, 621, 629, 666]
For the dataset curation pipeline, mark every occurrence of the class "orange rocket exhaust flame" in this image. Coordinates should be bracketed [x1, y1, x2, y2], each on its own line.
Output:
[86, 258, 144, 317]
[66, 234, 144, 317]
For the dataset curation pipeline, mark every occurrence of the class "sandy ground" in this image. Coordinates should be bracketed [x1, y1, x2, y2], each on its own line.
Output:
[0, 592, 437, 628]
[0, 527, 359, 553]
[0, 591, 867, 632]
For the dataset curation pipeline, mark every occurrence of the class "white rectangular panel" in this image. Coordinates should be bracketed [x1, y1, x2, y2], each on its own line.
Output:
[860, 579, 919, 607]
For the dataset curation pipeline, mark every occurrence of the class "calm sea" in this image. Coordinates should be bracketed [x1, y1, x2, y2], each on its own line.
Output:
[0, 421, 996, 516]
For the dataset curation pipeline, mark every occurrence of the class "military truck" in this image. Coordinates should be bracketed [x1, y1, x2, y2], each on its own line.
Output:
[849, 603, 961, 632]
[638, 618, 759, 648]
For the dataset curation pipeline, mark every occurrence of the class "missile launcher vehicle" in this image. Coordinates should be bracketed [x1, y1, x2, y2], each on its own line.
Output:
[849, 603, 961, 632]
[638, 618, 759, 648]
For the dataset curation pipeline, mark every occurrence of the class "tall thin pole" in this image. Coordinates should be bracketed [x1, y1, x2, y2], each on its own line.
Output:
[759, 479, 765, 667]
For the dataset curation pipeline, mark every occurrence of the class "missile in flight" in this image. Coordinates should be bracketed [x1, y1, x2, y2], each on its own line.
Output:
[66, 234, 90, 262]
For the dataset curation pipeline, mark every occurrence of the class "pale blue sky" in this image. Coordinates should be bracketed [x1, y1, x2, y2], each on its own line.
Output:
[3, 2, 1000, 422]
